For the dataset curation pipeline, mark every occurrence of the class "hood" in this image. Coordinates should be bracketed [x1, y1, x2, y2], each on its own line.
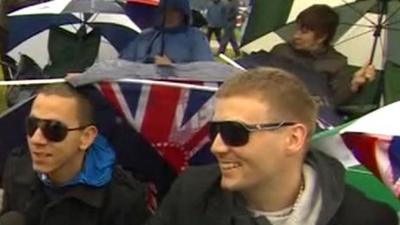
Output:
[39, 134, 116, 188]
[157, 0, 192, 26]
[306, 150, 346, 225]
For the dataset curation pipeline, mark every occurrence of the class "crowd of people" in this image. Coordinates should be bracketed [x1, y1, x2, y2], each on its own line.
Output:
[0, 0, 398, 225]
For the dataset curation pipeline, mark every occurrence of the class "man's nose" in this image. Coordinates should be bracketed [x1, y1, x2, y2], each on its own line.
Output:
[29, 127, 48, 144]
[210, 133, 230, 155]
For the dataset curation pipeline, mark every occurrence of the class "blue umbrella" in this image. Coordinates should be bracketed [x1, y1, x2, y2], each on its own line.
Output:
[7, 0, 141, 64]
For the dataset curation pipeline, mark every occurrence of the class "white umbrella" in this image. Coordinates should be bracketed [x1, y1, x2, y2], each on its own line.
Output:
[7, 0, 141, 68]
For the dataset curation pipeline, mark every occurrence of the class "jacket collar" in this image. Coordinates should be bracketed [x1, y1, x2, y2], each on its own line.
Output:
[30, 174, 107, 209]
[288, 42, 332, 58]
[305, 150, 346, 225]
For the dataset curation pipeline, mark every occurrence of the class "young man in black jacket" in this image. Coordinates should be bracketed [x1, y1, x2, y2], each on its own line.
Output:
[271, 5, 376, 106]
[146, 68, 398, 225]
[1, 84, 150, 225]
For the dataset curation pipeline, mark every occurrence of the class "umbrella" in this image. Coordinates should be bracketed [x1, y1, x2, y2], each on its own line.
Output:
[7, 0, 141, 69]
[340, 100, 400, 198]
[125, 0, 159, 29]
[310, 101, 400, 209]
[241, 0, 400, 70]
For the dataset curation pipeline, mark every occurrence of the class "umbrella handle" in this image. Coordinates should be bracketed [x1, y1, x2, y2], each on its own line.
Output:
[369, 0, 388, 65]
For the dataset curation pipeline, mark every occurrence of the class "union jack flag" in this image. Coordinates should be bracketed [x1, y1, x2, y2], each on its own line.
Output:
[97, 80, 217, 173]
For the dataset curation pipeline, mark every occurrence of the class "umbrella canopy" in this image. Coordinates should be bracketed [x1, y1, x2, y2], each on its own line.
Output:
[8, 25, 120, 69]
[241, 0, 400, 70]
[312, 100, 400, 201]
[340, 101, 400, 198]
[7, 0, 141, 67]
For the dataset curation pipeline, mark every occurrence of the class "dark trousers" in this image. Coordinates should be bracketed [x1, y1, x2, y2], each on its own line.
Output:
[218, 26, 240, 56]
[207, 27, 222, 43]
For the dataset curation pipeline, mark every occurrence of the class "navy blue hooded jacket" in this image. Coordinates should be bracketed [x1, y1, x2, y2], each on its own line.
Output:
[120, 0, 213, 63]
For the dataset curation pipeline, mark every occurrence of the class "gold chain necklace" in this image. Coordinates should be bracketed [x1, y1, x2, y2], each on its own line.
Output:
[274, 174, 305, 218]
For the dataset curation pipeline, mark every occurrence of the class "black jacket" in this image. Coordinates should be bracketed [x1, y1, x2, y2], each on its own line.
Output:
[270, 43, 354, 106]
[146, 151, 398, 225]
[1, 147, 150, 225]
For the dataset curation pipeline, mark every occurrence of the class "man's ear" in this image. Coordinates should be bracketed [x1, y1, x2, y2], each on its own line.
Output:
[285, 123, 308, 156]
[79, 125, 98, 152]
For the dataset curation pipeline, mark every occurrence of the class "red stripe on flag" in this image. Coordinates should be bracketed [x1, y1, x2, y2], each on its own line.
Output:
[99, 82, 124, 116]
[141, 85, 182, 141]
[342, 133, 381, 178]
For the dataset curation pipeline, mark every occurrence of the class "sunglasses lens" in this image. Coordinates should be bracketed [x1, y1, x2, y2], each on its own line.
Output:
[43, 121, 68, 142]
[220, 122, 249, 146]
[209, 122, 250, 147]
[26, 117, 39, 137]
[26, 117, 68, 142]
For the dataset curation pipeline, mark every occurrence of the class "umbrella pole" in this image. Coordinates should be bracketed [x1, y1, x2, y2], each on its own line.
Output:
[369, 0, 389, 65]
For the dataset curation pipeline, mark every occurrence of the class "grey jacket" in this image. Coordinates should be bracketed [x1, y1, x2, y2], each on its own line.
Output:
[146, 150, 398, 225]
[206, 1, 225, 28]
[270, 43, 354, 106]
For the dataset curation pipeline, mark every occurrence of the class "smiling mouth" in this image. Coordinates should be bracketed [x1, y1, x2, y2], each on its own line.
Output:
[33, 152, 52, 159]
[220, 162, 241, 171]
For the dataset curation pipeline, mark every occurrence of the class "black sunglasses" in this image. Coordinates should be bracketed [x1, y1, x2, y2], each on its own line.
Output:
[209, 121, 296, 147]
[26, 116, 91, 142]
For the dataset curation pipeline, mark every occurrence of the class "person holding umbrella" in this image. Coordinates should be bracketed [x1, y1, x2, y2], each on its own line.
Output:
[1, 84, 150, 225]
[270, 4, 376, 107]
[120, 0, 214, 65]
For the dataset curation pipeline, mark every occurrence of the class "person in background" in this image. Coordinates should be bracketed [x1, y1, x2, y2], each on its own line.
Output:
[270, 4, 376, 106]
[191, 9, 208, 28]
[145, 67, 398, 225]
[206, 0, 225, 44]
[218, 0, 240, 57]
[1, 84, 150, 225]
[120, 0, 213, 65]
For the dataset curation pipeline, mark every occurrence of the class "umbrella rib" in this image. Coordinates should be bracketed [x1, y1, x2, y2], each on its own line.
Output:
[383, 26, 400, 31]
[340, 22, 375, 28]
[383, 5, 400, 25]
[334, 29, 375, 46]
[340, 0, 377, 26]
[385, 19, 400, 27]
[89, 13, 100, 23]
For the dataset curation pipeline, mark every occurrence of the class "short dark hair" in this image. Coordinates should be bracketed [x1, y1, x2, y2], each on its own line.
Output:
[216, 67, 318, 137]
[296, 4, 339, 45]
[36, 83, 94, 125]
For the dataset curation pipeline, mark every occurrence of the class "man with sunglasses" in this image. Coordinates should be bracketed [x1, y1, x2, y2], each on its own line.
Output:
[1, 84, 150, 225]
[146, 68, 397, 225]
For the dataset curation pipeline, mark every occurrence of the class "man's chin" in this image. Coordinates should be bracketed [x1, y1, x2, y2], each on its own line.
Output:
[32, 164, 52, 174]
[220, 179, 240, 191]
